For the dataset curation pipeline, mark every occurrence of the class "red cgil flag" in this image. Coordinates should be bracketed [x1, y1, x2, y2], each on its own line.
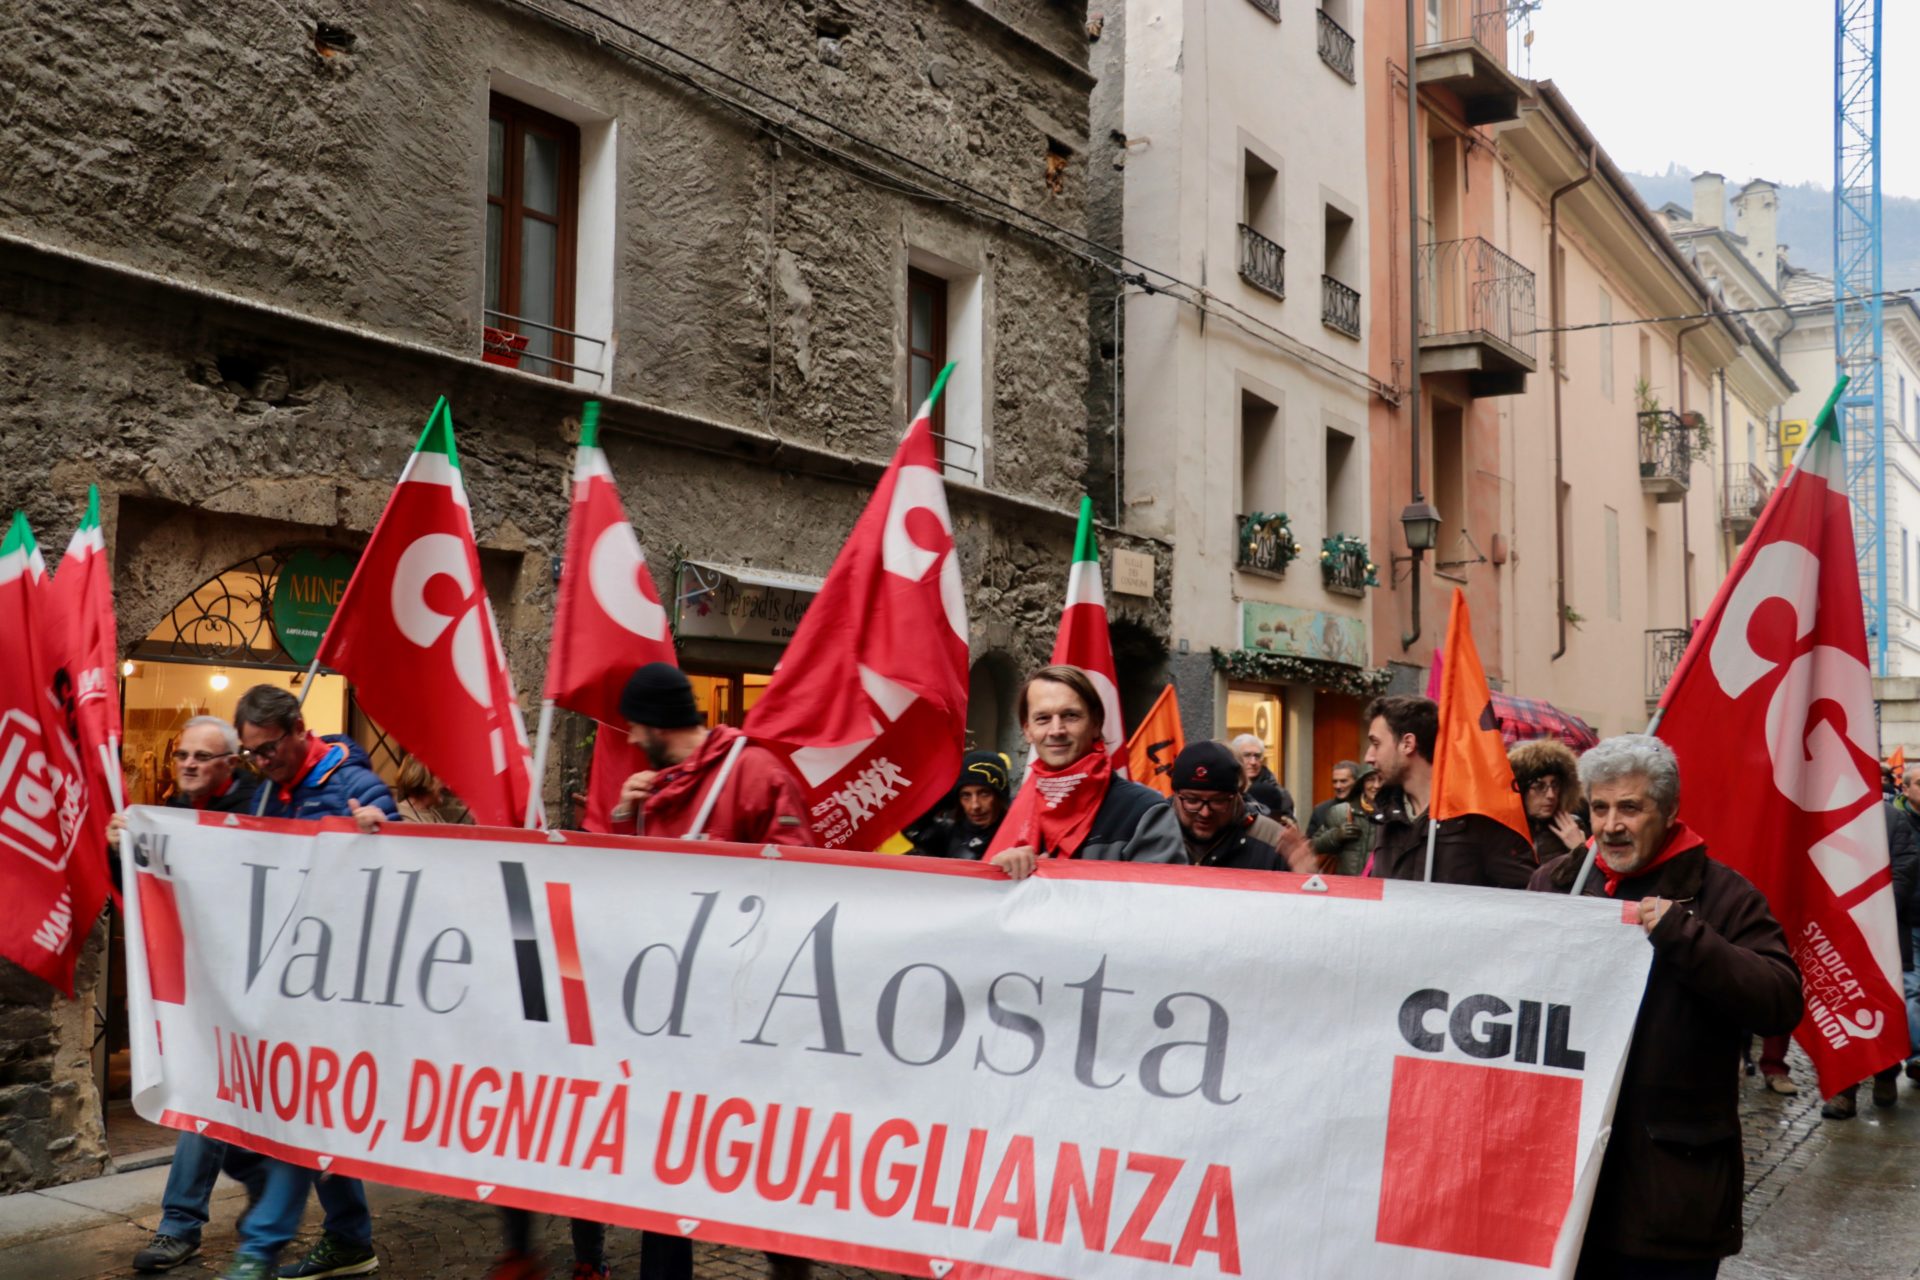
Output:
[0, 512, 110, 993]
[1431, 588, 1529, 843]
[744, 364, 970, 850]
[1051, 495, 1127, 770]
[47, 485, 124, 830]
[1656, 378, 1907, 1096]
[318, 398, 535, 828]
[543, 402, 676, 832]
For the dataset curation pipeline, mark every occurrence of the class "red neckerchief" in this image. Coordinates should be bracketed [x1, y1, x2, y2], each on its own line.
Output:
[190, 774, 239, 811]
[643, 726, 738, 827]
[987, 746, 1113, 859]
[1601, 820, 1705, 897]
[277, 735, 329, 806]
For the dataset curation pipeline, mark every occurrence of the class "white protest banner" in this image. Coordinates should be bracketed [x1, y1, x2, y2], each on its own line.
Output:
[122, 807, 1652, 1279]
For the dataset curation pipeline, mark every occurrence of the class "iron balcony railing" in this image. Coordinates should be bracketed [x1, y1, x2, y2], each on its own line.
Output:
[1317, 9, 1357, 82]
[1419, 0, 1510, 62]
[1723, 477, 1769, 529]
[1246, 0, 1282, 20]
[1321, 537, 1375, 596]
[1237, 512, 1299, 577]
[1322, 274, 1361, 339]
[1646, 628, 1691, 703]
[482, 309, 609, 387]
[1417, 236, 1537, 360]
[1638, 410, 1695, 490]
[1239, 224, 1286, 299]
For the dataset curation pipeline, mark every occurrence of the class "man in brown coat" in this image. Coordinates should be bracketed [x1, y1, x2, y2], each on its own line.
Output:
[1530, 734, 1802, 1279]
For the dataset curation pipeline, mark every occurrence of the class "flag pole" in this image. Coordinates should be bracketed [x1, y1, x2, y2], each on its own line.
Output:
[294, 653, 322, 708]
[686, 734, 749, 840]
[1422, 817, 1438, 882]
[527, 700, 556, 829]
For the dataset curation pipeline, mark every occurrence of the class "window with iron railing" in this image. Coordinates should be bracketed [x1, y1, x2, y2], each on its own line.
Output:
[1240, 224, 1286, 299]
[1317, 8, 1356, 82]
[1416, 236, 1537, 360]
[485, 94, 581, 382]
[1246, 0, 1282, 21]
[1322, 275, 1361, 339]
[1645, 628, 1691, 702]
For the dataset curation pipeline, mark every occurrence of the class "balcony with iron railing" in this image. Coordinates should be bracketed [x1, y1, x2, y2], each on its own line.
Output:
[1638, 410, 1695, 502]
[1721, 464, 1772, 540]
[1239, 223, 1286, 300]
[1416, 237, 1536, 396]
[1236, 511, 1300, 578]
[482, 309, 609, 388]
[1317, 9, 1356, 82]
[1414, 0, 1528, 125]
[1322, 274, 1361, 339]
[1645, 627, 1691, 704]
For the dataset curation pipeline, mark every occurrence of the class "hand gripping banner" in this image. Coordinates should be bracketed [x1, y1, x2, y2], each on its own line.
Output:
[123, 808, 1651, 1279]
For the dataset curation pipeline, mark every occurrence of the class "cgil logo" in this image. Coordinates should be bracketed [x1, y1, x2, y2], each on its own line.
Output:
[1397, 989, 1586, 1070]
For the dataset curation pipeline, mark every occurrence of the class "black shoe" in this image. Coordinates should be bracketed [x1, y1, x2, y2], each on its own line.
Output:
[132, 1233, 201, 1272]
[1873, 1074, 1899, 1108]
[278, 1234, 378, 1278]
[1906, 1057, 1920, 1084]
[1822, 1092, 1859, 1120]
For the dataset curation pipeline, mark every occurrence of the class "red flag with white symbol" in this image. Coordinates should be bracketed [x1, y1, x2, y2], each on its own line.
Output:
[318, 398, 535, 829]
[47, 485, 124, 833]
[1051, 495, 1127, 770]
[544, 402, 676, 832]
[743, 364, 970, 850]
[0, 512, 109, 993]
[1656, 378, 1906, 1095]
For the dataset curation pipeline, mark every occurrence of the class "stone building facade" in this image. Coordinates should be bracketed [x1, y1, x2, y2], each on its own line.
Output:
[0, 0, 1164, 1189]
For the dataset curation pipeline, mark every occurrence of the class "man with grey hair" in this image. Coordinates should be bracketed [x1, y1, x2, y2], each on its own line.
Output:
[1230, 733, 1294, 823]
[1306, 759, 1360, 839]
[1529, 734, 1801, 1278]
[114, 715, 264, 1272]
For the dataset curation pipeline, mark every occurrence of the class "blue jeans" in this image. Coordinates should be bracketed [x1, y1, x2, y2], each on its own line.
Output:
[157, 1132, 268, 1244]
[235, 1159, 372, 1262]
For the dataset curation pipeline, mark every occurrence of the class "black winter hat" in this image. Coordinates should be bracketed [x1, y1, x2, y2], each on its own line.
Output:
[957, 750, 1010, 798]
[1171, 741, 1242, 794]
[618, 662, 703, 728]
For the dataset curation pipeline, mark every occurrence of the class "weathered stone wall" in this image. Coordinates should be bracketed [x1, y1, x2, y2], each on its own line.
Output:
[0, 0, 1168, 1190]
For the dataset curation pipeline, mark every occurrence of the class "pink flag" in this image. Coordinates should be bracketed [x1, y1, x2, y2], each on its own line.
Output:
[744, 364, 969, 849]
[1656, 379, 1907, 1095]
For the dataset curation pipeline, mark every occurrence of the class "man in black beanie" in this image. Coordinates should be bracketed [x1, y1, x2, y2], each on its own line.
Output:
[908, 750, 1011, 859]
[1170, 741, 1285, 870]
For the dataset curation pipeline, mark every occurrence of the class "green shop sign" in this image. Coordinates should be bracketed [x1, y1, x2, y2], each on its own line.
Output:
[271, 548, 358, 666]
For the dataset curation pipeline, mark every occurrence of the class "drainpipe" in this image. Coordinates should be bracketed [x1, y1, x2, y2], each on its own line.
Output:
[1719, 368, 1733, 561]
[1675, 316, 1715, 623]
[1402, 0, 1425, 651]
[1548, 144, 1597, 662]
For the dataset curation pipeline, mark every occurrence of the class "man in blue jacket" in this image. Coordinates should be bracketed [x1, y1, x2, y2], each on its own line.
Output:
[220, 685, 399, 1280]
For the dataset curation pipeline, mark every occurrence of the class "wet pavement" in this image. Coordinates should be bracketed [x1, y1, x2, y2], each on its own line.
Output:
[4, 1048, 1915, 1279]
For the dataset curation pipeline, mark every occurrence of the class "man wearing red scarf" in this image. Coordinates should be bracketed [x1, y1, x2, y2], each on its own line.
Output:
[986, 665, 1185, 877]
[1529, 735, 1801, 1280]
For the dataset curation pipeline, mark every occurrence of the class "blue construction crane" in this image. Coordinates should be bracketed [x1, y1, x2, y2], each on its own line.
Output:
[1835, 0, 1886, 672]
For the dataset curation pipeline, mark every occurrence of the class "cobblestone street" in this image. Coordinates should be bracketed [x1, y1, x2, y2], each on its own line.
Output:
[4, 1047, 1915, 1280]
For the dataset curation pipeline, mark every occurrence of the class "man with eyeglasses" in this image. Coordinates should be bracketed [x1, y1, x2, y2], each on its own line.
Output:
[113, 717, 266, 1274]
[215, 685, 397, 1280]
[1167, 741, 1284, 870]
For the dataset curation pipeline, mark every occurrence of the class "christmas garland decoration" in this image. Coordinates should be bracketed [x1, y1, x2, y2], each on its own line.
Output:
[1319, 534, 1380, 591]
[1210, 646, 1394, 698]
[1237, 511, 1300, 576]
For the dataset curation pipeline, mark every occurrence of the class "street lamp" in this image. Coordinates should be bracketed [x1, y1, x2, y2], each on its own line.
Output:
[1399, 499, 1442, 557]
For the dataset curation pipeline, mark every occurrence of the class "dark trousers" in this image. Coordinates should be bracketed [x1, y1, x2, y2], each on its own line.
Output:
[499, 1208, 606, 1265]
[637, 1230, 693, 1280]
[1576, 1248, 1720, 1280]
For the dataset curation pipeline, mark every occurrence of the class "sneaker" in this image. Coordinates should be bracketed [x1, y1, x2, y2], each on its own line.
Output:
[218, 1259, 278, 1280]
[1822, 1092, 1858, 1120]
[1873, 1074, 1899, 1108]
[483, 1252, 544, 1280]
[278, 1234, 379, 1278]
[1765, 1075, 1799, 1096]
[132, 1233, 201, 1272]
[570, 1264, 611, 1280]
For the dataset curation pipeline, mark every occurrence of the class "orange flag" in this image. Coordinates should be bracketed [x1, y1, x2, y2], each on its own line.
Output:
[1432, 589, 1529, 842]
[1891, 746, 1907, 779]
[1125, 684, 1185, 798]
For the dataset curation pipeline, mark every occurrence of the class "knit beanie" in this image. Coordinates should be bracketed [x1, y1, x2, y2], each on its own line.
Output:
[617, 662, 703, 728]
[1171, 741, 1242, 793]
[957, 750, 1011, 798]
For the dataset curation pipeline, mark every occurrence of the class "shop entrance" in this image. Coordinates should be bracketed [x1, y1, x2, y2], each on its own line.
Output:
[1226, 683, 1285, 780]
[103, 551, 397, 1159]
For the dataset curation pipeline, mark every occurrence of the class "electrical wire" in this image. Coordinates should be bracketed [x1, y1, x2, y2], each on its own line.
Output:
[1525, 285, 1920, 336]
[494, 0, 1399, 401]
